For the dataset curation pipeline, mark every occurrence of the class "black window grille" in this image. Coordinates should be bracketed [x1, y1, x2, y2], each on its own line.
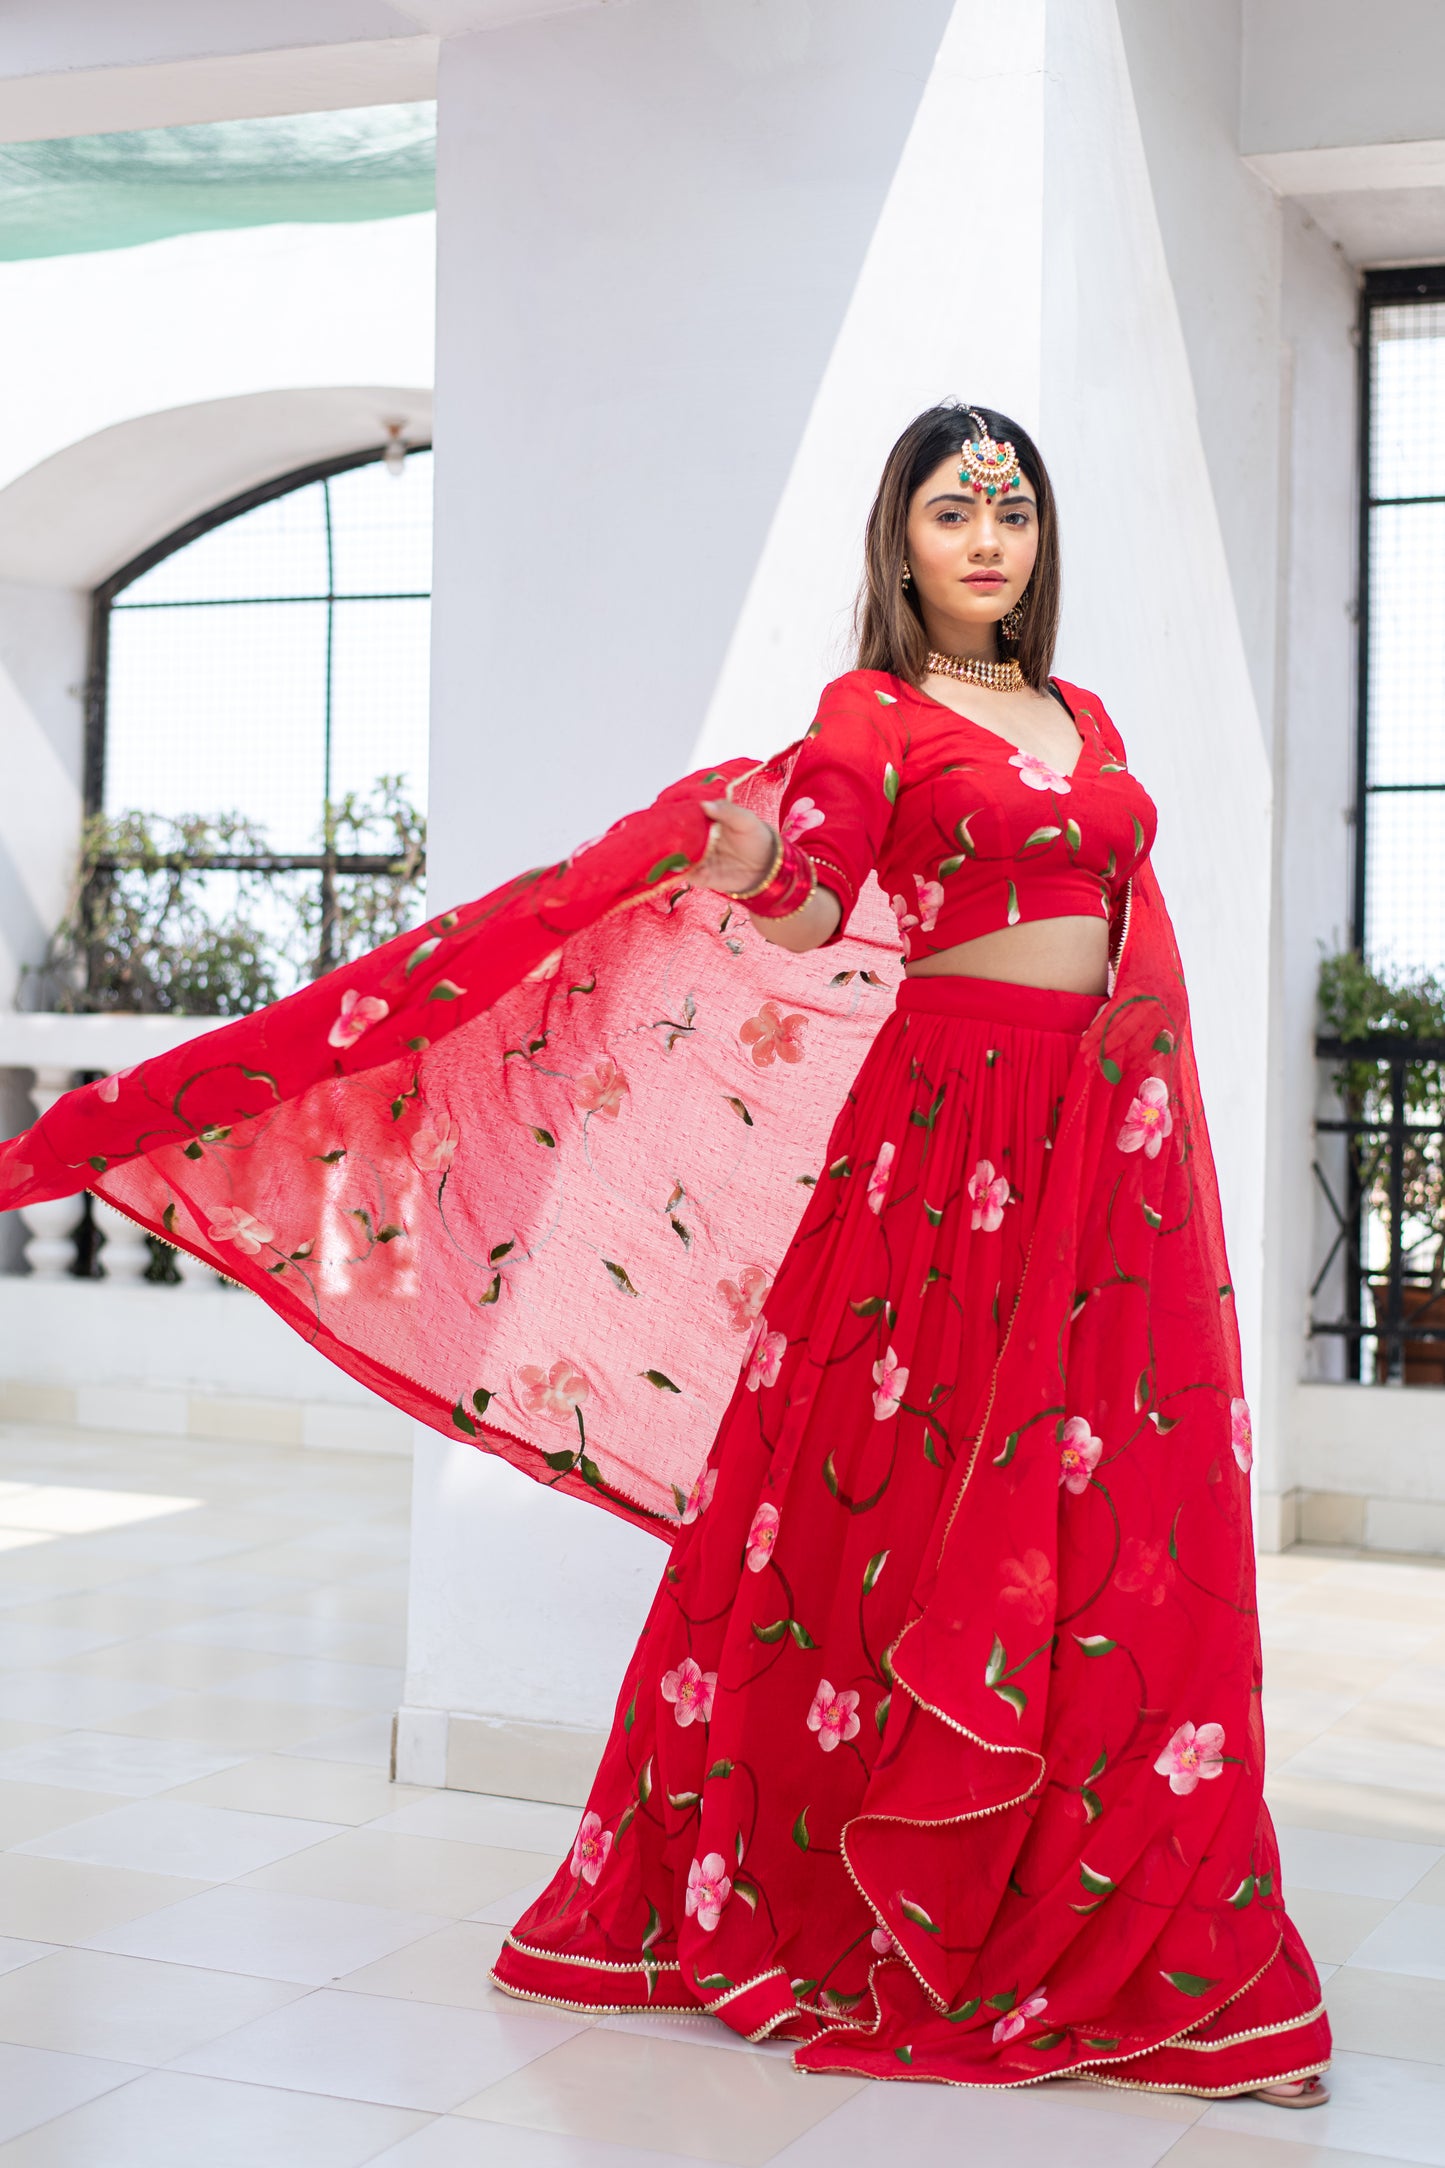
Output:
[77, 444, 431, 1008]
[1311, 269, 1445, 1383]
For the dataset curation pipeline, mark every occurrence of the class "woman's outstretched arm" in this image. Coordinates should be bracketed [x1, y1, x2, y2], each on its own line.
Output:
[686, 798, 843, 953]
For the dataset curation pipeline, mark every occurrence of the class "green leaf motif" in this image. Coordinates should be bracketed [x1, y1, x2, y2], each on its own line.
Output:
[541, 1448, 577, 1473]
[695, 1972, 732, 1994]
[828, 1155, 851, 1180]
[986, 1988, 1019, 2013]
[1023, 824, 1062, 849]
[623, 1692, 637, 1734]
[945, 1996, 982, 2023]
[636, 1757, 653, 1804]
[1161, 1970, 1216, 1996]
[851, 1295, 885, 1317]
[875, 690, 898, 706]
[428, 979, 466, 1001]
[883, 763, 900, 805]
[1228, 1875, 1256, 1909]
[923, 1200, 943, 1226]
[1142, 1202, 1162, 1230]
[724, 1096, 754, 1126]
[786, 1618, 817, 1650]
[752, 1619, 788, 1645]
[733, 1875, 759, 1912]
[992, 1429, 1020, 1468]
[899, 1899, 939, 1934]
[477, 1274, 501, 1306]
[1029, 2031, 1068, 2052]
[451, 1402, 478, 1436]
[1079, 1862, 1115, 1896]
[473, 1388, 493, 1416]
[641, 1369, 681, 1393]
[822, 1451, 839, 1498]
[1099, 1054, 1122, 1084]
[862, 1549, 889, 1594]
[1148, 1409, 1179, 1433]
[645, 853, 692, 884]
[1134, 1367, 1151, 1411]
[1074, 1633, 1118, 1657]
[792, 1806, 810, 1851]
[1081, 1788, 1103, 1821]
[895, 2045, 914, 2065]
[641, 1902, 662, 1950]
[1087, 1750, 1107, 1782]
[955, 813, 978, 857]
[937, 853, 965, 878]
[667, 1788, 701, 1810]
[994, 1684, 1028, 1717]
[405, 937, 440, 977]
[1153, 1029, 1176, 1053]
[706, 1759, 735, 1779]
[874, 1692, 891, 1735]
[823, 1987, 865, 2013]
[1064, 819, 1082, 853]
[984, 1634, 1007, 1688]
[604, 1259, 640, 1296]
[530, 1128, 556, 1148]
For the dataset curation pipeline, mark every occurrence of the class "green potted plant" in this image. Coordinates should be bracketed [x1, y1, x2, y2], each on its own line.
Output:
[1317, 946, 1445, 1383]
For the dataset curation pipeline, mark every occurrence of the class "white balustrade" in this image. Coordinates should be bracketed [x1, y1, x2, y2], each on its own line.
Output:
[90, 1197, 154, 1282]
[17, 1064, 83, 1280]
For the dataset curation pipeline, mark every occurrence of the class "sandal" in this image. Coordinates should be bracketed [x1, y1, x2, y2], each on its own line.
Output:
[1251, 2074, 1330, 2108]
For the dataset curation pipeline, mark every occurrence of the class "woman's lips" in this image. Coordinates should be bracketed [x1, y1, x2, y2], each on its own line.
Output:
[964, 575, 1005, 587]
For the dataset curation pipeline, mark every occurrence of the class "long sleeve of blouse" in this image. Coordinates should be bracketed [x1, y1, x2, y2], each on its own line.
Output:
[777, 675, 905, 948]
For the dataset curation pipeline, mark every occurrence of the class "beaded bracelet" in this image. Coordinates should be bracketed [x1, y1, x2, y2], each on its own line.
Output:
[725, 829, 819, 919]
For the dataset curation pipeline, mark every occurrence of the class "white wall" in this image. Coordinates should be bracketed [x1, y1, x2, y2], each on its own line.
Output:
[0, 213, 435, 1006]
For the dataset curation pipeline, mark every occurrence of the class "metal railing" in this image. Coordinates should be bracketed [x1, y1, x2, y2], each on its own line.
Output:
[1312, 1032, 1445, 1383]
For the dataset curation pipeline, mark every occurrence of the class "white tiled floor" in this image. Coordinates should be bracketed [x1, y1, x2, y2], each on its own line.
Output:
[0, 1424, 1443, 2165]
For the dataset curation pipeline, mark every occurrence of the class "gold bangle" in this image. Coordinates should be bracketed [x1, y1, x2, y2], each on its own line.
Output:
[723, 824, 785, 901]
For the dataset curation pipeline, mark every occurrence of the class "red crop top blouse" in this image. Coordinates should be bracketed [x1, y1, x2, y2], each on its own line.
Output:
[777, 669, 1157, 958]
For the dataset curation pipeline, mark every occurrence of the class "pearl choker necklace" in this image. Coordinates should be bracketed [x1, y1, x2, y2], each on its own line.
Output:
[925, 650, 1024, 692]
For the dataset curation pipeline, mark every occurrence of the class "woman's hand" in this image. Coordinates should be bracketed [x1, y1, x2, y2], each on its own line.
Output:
[687, 799, 778, 896]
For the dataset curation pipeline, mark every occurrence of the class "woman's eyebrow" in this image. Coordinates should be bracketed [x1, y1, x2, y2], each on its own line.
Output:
[923, 490, 1036, 508]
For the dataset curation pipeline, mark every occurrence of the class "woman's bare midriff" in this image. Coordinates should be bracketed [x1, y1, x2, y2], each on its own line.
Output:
[903, 914, 1109, 996]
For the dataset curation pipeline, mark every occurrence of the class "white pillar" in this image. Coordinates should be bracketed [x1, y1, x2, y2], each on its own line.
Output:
[416, 0, 976, 1798]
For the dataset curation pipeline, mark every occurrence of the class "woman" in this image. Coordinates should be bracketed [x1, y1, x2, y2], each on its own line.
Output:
[2, 403, 1329, 2105]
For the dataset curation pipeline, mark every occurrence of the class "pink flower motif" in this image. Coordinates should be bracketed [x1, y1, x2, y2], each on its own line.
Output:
[745, 1501, 781, 1573]
[1230, 1397, 1253, 1473]
[516, 1357, 591, 1425]
[1059, 1416, 1103, 1495]
[686, 1852, 732, 1932]
[661, 1655, 717, 1728]
[570, 1811, 612, 1885]
[97, 1065, 137, 1104]
[744, 1316, 786, 1392]
[998, 1549, 1057, 1627]
[1113, 1535, 1176, 1609]
[914, 876, 943, 933]
[679, 1468, 717, 1524]
[1117, 1076, 1173, 1159]
[871, 1924, 896, 1956]
[867, 1141, 895, 1216]
[205, 1206, 274, 1256]
[411, 1120, 457, 1173]
[872, 1344, 909, 1420]
[574, 1056, 629, 1120]
[328, 988, 390, 1051]
[1011, 747, 1072, 793]
[993, 1988, 1049, 2043]
[718, 1265, 771, 1333]
[739, 1002, 808, 1068]
[889, 892, 919, 955]
[1154, 1719, 1226, 1795]
[782, 796, 826, 843]
[808, 1678, 861, 1753]
[968, 1157, 1011, 1231]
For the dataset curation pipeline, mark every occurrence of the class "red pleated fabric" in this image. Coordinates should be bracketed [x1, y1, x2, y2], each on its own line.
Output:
[0, 682, 1330, 2092]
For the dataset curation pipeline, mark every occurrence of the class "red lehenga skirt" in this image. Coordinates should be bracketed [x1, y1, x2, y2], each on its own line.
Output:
[0, 737, 1330, 2094]
[493, 971, 1330, 2093]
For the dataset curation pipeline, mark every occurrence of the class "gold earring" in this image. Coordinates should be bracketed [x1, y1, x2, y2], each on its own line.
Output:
[1000, 587, 1029, 641]
[901, 561, 912, 590]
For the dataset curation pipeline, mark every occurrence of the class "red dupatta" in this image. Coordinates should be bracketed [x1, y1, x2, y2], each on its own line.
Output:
[0, 705, 1326, 2083]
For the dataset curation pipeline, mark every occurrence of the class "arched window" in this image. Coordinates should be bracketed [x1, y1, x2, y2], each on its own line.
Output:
[76, 446, 431, 1009]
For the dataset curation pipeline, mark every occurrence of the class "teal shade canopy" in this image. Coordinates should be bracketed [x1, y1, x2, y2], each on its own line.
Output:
[0, 102, 435, 261]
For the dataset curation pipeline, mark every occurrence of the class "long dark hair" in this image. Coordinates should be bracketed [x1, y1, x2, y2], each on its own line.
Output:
[855, 400, 1061, 692]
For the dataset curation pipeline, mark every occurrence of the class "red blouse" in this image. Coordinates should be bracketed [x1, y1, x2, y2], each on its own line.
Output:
[778, 668, 1158, 956]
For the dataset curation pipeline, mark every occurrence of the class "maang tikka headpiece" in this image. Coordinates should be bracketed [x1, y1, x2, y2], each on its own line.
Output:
[957, 407, 1023, 501]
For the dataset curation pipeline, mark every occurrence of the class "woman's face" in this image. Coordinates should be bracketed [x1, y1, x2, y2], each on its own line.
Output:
[904, 449, 1040, 643]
